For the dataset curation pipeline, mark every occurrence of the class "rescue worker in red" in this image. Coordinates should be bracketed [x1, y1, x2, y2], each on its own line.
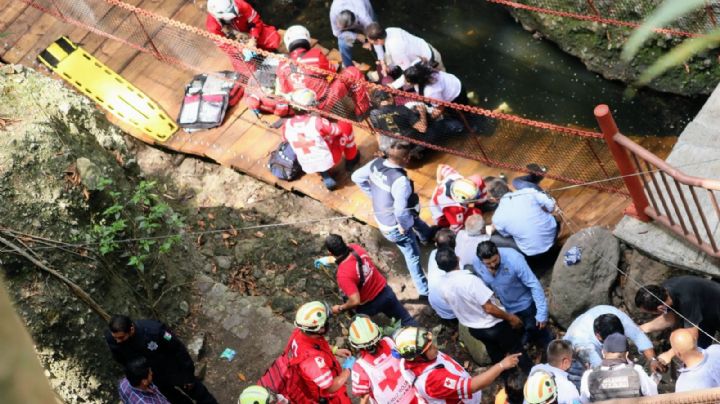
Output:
[206, 0, 280, 71]
[394, 326, 521, 403]
[429, 164, 487, 233]
[348, 315, 419, 403]
[276, 25, 370, 118]
[281, 301, 355, 404]
[282, 113, 359, 190]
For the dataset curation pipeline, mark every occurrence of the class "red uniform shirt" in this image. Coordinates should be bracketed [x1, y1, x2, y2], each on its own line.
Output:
[352, 338, 418, 403]
[403, 352, 478, 403]
[284, 328, 350, 403]
[205, 0, 280, 51]
[336, 244, 387, 303]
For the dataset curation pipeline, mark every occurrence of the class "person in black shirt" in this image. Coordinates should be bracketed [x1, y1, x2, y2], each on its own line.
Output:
[368, 90, 440, 156]
[105, 315, 217, 404]
[635, 276, 720, 372]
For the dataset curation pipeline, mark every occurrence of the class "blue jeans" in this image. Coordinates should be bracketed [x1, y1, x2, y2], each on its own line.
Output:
[338, 32, 357, 68]
[356, 285, 418, 326]
[567, 346, 595, 390]
[383, 227, 428, 296]
[514, 303, 554, 350]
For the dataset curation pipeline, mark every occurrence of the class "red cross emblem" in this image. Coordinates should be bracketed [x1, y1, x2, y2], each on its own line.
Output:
[291, 133, 315, 155]
[378, 366, 401, 391]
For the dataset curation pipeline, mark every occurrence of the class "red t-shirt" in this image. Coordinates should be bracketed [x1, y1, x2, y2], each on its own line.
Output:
[336, 244, 386, 302]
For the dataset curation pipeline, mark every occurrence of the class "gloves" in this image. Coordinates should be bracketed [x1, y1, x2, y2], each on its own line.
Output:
[314, 256, 336, 269]
[342, 356, 357, 370]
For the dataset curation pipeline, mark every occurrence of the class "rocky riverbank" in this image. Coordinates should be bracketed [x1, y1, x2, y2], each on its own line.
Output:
[505, 1, 720, 96]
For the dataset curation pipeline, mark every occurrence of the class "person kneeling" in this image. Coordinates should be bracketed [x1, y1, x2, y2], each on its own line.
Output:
[579, 333, 658, 402]
[282, 113, 359, 190]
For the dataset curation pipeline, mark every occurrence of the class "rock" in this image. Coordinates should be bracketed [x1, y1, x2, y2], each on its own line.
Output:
[549, 226, 620, 329]
[621, 249, 682, 313]
[458, 325, 491, 365]
[75, 157, 103, 191]
[186, 333, 206, 362]
[214, 256, 233, 271]
[179, 300, 190, 315]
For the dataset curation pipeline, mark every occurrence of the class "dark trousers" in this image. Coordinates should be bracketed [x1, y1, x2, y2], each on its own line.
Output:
[156, 378, 217, 404]
[525, 218, 562, 272]
[356, 285, 418, 326]
[514, 303, 553, 351]
[468, 320, 531, 372]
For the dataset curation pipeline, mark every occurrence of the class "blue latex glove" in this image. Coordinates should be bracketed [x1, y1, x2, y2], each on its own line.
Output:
[342, 356, 357, 370]
[314, 256, 335, 269]
[241, 49, 257, 62]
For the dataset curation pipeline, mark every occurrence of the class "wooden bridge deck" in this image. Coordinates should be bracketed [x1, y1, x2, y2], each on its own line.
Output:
[0, 1, 675, 236]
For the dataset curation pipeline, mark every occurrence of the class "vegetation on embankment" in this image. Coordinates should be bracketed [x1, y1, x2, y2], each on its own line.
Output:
[507, 2, 720, 95]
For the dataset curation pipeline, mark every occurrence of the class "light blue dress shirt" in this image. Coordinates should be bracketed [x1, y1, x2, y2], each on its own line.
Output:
[563, 305, 654, 368]
[473, 247, 548, 322]
[427, 249, 456, 320]
[351, 159, 415, 232]
[492, 188, 557, 255]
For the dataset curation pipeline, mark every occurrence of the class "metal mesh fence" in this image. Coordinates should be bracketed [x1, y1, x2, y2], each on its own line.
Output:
[20, 0, 629, 193]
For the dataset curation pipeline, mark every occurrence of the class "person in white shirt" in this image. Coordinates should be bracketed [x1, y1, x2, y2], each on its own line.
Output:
[579, 333, 658, 402]
[455, 215, 490, 269]
[403, 62, 484, 136]
[427, 229, 458, 321]
[670, 328, 720, 393]
[329, 0, 384, 67]
[436, 247, 531, 372]
[365, 23, 445, 76]
[530, 340, 582, 404]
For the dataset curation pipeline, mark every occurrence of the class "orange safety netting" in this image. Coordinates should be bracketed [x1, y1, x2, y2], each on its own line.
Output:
[18, 0, 629, 194]
[489, 0, 719, 38]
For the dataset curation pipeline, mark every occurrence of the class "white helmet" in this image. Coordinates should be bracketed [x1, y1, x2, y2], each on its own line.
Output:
[208, 0, 238, 22]
[284, 25, 311, 51]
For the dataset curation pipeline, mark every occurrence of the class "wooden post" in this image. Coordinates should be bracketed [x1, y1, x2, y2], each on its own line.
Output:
[594, 104, 650, 222]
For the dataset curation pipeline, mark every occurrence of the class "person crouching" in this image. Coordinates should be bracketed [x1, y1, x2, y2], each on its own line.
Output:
[282, 113, 359, 190]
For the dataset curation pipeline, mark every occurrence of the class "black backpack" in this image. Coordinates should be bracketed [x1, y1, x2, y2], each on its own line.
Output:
[268, 141, 302, 181]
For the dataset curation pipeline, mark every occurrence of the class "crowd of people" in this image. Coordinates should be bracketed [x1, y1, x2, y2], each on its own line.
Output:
[107, 1, 720, 403]
[108, 275, 720, 403]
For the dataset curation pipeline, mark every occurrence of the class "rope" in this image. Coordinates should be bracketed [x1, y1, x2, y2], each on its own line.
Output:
[486, 0, 705, 38]
[3, 153, 720, 255]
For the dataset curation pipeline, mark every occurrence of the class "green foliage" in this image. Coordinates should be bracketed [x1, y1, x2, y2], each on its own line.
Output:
[88, 178, 185, 274]
[637, 28, 720, 85]
[622, 0, 707, 61]
[622, 0, 720, 85]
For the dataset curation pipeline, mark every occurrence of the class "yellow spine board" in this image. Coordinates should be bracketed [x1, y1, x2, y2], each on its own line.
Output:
[37, 36, 177, 142]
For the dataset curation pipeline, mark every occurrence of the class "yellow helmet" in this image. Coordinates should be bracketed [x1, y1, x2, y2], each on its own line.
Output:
[450, 178, 479, 203]
[238, 385, 274, 404]
[348, 315, 382, 350]
[393, 327, 432, 360]
[295, 301, 330, 333]
[524, 371, 558, 404]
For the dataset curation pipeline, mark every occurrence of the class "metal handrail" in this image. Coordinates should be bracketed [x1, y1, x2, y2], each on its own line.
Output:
[613, 135, 720, 190]
[595, 104, 720, 258]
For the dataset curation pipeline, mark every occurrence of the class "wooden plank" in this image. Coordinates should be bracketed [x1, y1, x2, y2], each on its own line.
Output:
[0, 7, 44, 64]
[0, 2, 30, 35]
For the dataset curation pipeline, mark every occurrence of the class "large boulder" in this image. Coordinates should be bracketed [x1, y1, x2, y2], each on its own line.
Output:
[549, 227, 620, 329]
[458, 325, 491, 365]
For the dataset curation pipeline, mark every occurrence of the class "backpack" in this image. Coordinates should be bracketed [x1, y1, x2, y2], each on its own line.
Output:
[178, 71, 243, 132]
[268, 141, 302, 181]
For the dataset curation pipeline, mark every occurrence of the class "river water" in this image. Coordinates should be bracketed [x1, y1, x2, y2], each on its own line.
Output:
[259, 0, 707, 136]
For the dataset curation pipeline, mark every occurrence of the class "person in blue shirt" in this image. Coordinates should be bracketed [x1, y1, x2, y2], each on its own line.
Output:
[487, 180, 559, 271]
[351, 135, 433, 299]
[473, 240, 552, 352]
[562, 306, 657, 389]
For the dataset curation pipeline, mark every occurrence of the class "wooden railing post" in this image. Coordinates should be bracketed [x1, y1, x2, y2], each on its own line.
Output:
[594, 104, 651, 222]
